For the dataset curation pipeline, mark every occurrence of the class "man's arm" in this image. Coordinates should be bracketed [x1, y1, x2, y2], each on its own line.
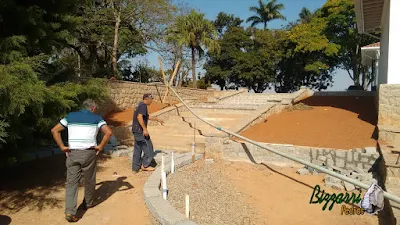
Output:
[149, 115, 164, 124]
[51, 123, 68, 153]
[137, 114, 148, 132]
[96, 125, 112, 152]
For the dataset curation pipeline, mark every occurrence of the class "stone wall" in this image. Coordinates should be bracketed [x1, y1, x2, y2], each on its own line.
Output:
[223, 140, 380, 173]
[377, 84, 400, 143]
[110, 102, 191, 146]
[97, 80, 217, 117]
[378, 84, 400, 127]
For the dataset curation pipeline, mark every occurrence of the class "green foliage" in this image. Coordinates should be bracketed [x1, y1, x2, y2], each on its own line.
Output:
[168, 10, 220, 88]
[318, 0, 378, 89]
[205, 27, 284, 92]
[246, 0, 286, 30]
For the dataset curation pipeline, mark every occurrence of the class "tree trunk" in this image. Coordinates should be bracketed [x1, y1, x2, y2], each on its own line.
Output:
[178, 70, 188, 87]
[264, 22, 267, 30]
[112, 10, 121, 77]
[191, 46, 197, 88]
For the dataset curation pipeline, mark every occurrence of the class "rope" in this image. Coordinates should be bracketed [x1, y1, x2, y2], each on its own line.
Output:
[166, 84, 400, 204]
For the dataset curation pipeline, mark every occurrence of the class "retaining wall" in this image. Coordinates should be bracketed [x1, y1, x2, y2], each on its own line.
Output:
[223, 140, 380, 173]
[97, 81, 218, 117]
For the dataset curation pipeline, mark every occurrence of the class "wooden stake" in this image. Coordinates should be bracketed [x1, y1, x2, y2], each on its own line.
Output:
[185, 194, 190, 218]
[163, 59, 181, 104]
[158, 56, 167, 104]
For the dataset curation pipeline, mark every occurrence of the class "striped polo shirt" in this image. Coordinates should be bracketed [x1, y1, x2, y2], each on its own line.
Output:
[59, 109, 107, 150]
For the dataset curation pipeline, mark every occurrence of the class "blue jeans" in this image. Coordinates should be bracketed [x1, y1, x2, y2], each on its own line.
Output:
[132, 132, 154, 171]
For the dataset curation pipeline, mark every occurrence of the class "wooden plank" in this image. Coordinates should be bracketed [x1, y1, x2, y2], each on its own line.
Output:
[158, 56, 167, 104]
[163, 60, 181, 104]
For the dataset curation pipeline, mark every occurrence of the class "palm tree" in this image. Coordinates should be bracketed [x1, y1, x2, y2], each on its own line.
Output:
[246, 0, 286, 30]
[299, 7, 313, 23]
[168, 10, 220, 88]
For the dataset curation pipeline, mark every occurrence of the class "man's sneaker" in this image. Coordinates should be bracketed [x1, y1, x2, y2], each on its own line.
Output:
[141, 165, 155, 171]
[65, 214, 79, 223]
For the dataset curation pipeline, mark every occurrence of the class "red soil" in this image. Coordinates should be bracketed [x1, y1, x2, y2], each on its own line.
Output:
[237, 96, 378, 150]
[104, 101, 176, 126]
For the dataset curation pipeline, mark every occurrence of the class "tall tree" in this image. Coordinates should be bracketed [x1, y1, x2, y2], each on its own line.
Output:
[214, 12, 243, 37]
[318, 0, 377, 89]
[168, 10, 220, 88]
[275, 17, 340, 92]
[246, 0, 286, 30]
[299, 7, 313, 23]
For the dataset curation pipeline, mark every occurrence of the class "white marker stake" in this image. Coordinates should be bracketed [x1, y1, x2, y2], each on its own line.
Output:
[185, 194, 190, 218]
[171, 152, 175, 174]
[162, 171, 167, 200]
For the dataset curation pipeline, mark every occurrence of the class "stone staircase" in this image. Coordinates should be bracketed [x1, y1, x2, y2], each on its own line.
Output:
[111, 90, 303, 156]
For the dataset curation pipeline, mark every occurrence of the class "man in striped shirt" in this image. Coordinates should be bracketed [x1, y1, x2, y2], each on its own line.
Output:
[51, 99, 112, 223]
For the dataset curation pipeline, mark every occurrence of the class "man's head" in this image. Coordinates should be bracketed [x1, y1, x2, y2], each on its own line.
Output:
[142, 93, 153, 105]
[82, 99, 98, 113]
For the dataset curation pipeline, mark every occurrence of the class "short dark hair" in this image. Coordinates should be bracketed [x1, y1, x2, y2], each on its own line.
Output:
[143, 93, 153, 99]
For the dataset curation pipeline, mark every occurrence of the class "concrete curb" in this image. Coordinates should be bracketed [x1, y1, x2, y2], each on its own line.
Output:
[143, 153, 203, 225]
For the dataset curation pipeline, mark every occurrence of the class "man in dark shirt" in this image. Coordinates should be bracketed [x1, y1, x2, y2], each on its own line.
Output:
[132, 93, 164, 173]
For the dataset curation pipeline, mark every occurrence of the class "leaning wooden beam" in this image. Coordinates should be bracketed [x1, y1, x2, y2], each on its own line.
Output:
[158, 56, 168, 104]
[163, 59, 181, 104]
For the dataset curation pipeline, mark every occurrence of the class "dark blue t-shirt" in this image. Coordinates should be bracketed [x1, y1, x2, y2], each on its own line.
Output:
[132, 102, 148, 133]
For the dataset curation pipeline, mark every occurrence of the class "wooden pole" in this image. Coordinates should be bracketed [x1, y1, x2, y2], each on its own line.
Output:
[163, 59, 181, 104]
[158, 56, 167, 104]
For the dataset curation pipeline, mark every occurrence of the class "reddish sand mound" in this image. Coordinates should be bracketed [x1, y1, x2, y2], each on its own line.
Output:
[105, 101, 175, 126]
[237, 96, 377, 149]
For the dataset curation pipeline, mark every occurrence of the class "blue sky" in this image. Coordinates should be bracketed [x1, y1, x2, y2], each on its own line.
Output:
[138, 0, 353, 91]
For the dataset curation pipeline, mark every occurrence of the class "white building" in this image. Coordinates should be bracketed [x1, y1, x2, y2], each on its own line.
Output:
[355, 0, 400, 85]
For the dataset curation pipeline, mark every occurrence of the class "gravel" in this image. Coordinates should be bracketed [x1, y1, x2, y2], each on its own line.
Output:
[167, 160, 261, 225]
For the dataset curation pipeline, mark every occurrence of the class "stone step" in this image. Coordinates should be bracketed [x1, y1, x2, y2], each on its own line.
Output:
[150, 133, 206, 143]
[152, 142, 205, 153]
[188, 104, 259, 110]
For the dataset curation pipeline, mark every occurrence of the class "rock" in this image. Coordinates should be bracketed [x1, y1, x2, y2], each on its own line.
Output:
[205, 159, 214, 164]
[318, 156, 327, 161]
[330, 165, 346, 174]
[312, 171, 319, 176]
[297, 168, 310, 175]
[344, 182, 356, 191]
[118, 145, 128, 150]
[324, 175, 341, 183]
[364, 147, 377, 154]
[325, 182, 344, 190]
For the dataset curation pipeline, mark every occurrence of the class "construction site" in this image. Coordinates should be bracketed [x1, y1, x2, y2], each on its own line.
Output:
[1, 78, 399, 225]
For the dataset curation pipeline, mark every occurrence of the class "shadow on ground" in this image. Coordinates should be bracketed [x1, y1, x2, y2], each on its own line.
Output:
[298, 96, 377, 126]
[0, 154, 110, 213]
[93, 176, 133, 207]
[0, 215, 11, 225]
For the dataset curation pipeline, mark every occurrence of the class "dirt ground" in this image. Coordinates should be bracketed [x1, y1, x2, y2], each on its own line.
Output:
[0, 155, 380, 225]
[237, 96, 377, 149]
[169, 159, 378, 225]
[0, 155, 156, 225]
[105, 101, 175, 126]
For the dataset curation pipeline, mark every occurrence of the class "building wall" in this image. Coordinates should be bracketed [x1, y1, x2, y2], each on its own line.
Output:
[387, 0, 400, 84]
[378, 0, 389, 86]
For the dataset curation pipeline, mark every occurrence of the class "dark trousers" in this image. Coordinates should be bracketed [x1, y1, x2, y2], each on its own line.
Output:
[132, 132, 154, 171]
[65, 150, 97, 215]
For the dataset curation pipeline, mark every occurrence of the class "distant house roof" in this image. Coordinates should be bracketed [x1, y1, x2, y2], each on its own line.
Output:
[361, 42, 380, 49]
[354, 0, 385, 33]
